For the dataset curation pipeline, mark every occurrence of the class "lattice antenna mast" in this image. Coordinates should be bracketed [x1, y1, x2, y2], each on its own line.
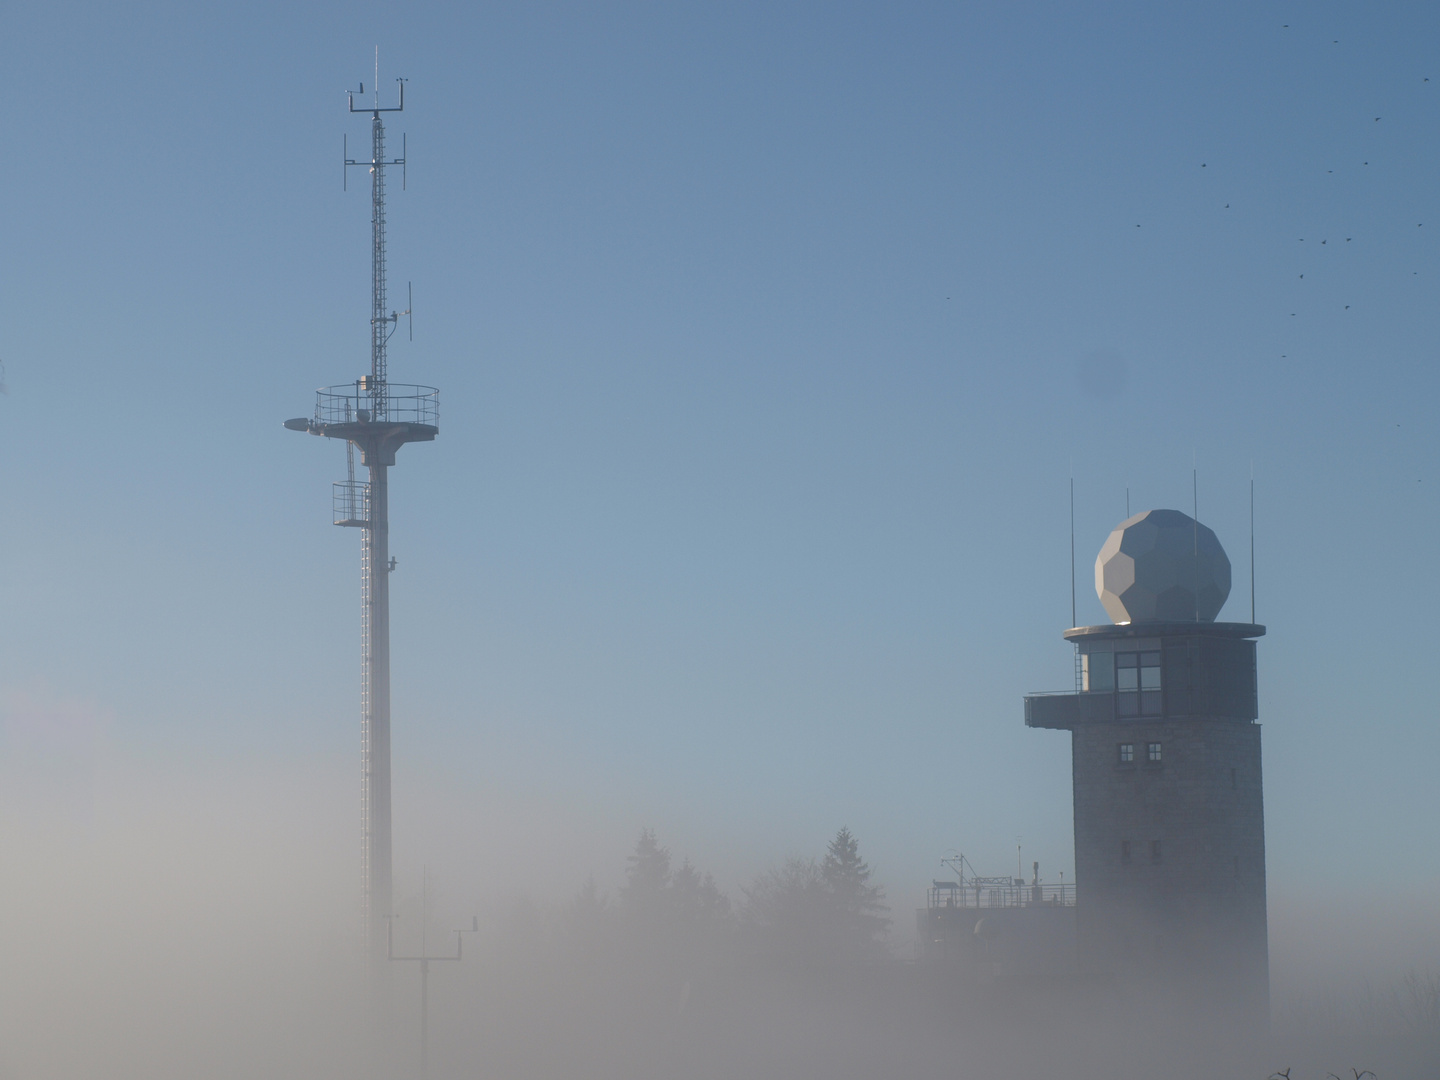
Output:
[287, 62, 437, 976]
[345, 70, 407, 417]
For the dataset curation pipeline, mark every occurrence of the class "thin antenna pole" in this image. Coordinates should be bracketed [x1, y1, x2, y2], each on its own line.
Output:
[1193, 458, 1200, 623]
[1070, 476, 1077, 628]
[371, 96, 388, 401]
[1250, 463, 1256, 623]
[1126, 485, 1130, 519]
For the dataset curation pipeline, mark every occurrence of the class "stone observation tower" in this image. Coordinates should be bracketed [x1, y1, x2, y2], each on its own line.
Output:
[1024, 509, 1268, 1011]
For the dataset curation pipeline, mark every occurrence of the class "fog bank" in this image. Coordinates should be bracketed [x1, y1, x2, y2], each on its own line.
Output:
[2, 755, 1435, 1080]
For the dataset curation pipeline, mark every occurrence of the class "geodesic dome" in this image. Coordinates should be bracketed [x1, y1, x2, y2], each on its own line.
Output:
[1094, 509, 1231, 624]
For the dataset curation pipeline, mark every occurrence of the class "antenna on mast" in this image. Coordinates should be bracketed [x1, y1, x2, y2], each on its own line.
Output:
[344, 62, 406, 402]
[1192, 454, 1200, 623]
[1250, 462, 1256, 623]
[1069, 473, 1076, 629]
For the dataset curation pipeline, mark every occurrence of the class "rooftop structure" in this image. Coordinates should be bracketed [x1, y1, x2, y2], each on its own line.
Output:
[917, 855, 1076, 976]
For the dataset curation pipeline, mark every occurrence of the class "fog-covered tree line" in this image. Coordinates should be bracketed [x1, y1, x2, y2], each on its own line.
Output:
[560, 827, 891, 975]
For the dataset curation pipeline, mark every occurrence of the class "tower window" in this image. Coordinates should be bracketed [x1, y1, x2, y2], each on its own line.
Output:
[1121, 840, 1132, 864]
[1116, 651, 1162, 716]
[1151, 839, 1162, 862]
[1118, 743, 1134, 763]
[1147, 742, 1162, 762]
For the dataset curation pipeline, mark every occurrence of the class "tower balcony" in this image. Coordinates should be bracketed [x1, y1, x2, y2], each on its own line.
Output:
[1024, 690, 1119, 729]
[314, 382, 439, 429]
[285, 382, 440, 466]
[1025, 621, 1265, 730]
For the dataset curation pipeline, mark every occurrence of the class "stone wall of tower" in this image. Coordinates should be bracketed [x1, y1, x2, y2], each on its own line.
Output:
[1071, 714, 1268, 1007]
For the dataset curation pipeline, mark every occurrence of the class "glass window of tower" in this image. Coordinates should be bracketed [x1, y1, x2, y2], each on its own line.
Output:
[1116, 651, 1162, 716]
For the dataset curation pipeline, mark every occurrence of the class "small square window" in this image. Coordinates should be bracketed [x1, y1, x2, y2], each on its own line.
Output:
[1147, 742, 1162, 762]
[1120, 840, 1132, 864]
[1118, 743, 1134, 763]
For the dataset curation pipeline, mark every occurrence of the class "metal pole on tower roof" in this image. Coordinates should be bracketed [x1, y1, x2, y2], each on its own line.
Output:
[1069, 476, 1076, 629]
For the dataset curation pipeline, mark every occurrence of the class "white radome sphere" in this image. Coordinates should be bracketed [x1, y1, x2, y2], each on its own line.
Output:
[1094, 509, 1231, 624]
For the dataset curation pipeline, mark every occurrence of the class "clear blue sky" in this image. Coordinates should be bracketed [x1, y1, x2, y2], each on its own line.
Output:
[1, 2, 1436, 931]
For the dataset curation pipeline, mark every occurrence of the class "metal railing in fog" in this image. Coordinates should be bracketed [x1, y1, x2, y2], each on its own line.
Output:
[927, 882, 1075, 909]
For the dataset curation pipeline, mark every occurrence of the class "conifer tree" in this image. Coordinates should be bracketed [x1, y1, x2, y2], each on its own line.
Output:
[820, 826, 890, 948]
[621, 829, 672, 921]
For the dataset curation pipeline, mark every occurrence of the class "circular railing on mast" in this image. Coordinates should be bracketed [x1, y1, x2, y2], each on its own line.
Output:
[314, 383, 439, 428]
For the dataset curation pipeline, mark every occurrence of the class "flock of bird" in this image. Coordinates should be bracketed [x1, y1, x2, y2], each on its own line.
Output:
[1135, 25, 1432, 357]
